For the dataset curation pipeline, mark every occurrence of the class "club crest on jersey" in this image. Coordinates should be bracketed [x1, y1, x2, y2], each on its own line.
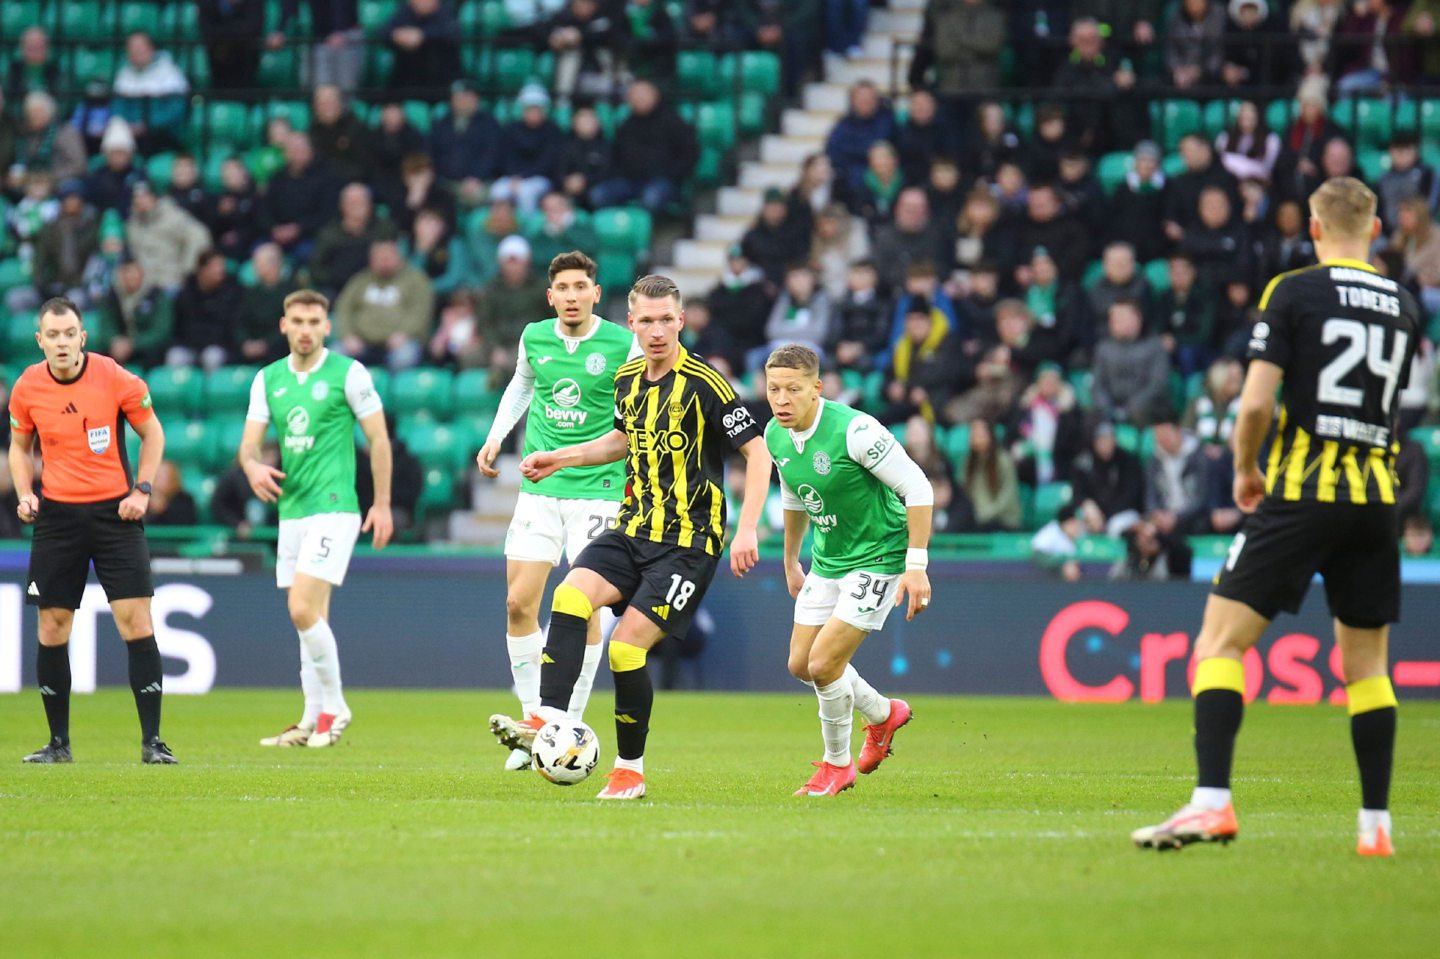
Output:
[813, 451, 832, 475]
[311, 380, 330, 401]
[586, 352, 607, 375]
[87, 425, 111, 454]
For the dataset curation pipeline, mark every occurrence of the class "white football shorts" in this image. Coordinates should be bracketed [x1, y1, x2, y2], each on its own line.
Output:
[793, 569, 903, 633]
[505, 491, 621, 566]
[276, 512, 363, 588]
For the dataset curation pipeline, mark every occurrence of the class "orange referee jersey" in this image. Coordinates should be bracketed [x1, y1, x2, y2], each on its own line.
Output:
[8, 353, 155, 504]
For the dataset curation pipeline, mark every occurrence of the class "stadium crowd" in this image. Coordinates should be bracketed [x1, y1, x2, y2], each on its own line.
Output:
[0, 1, 1438, 567]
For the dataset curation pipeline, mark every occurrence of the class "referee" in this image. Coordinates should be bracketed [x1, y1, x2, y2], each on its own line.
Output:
[8, 297, 176, 764]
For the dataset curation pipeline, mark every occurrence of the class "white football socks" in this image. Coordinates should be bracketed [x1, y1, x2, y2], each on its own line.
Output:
[507, 630, 545, 715]
[1189, 787, 1232, 810]
[846, 664, 890, 725]
[815, 678, 855, 766]
[297, 619, 347, 715]
[298, 644, 322, 728]
[568, 641, 605, 719]
[1360, 808, 1392, 835]
[615, 756, 643, 774]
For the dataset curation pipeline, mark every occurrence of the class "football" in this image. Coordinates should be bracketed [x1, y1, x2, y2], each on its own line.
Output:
[531, 718, 601, 785]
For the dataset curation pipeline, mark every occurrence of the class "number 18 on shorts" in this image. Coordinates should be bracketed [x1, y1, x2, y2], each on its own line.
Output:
[793, 569, 901, 633]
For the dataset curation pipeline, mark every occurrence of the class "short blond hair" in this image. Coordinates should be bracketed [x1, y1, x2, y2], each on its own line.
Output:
[627, 274, 682, 310]
[1309, 177, 1377, 240]
[283, 288, 330, 313]
[764, 344, 820, 377]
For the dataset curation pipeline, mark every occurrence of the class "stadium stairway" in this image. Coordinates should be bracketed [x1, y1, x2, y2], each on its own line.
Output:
[655, 0, 922, 300]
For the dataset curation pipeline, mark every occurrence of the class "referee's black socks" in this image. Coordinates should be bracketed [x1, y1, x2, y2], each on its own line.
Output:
[1192, 658, 1246, 789]
[537, 585, 591, 712]
[126, 635, 163, 742]
[36, 642, 71, 745]
[1347, 677, 1398, 811]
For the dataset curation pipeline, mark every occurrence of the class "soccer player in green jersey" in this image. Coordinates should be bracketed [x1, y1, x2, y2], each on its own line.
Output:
[238, 289, 394, 749]
[763, 345, 934, 797]
[475, 251, 638, 771]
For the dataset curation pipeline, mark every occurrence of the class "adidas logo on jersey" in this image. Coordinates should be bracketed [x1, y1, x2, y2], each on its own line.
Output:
[650, 604, 670, 620]
[61, 403, 78, 414]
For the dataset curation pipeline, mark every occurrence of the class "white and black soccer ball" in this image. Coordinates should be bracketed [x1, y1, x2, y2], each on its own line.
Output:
[531, 719, 600, 786]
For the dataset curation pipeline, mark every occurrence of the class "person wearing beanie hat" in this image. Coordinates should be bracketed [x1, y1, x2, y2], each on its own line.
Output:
[82, 117, 142, 219]
[489, 84, 564, 213]
[473, 233, 550, 364]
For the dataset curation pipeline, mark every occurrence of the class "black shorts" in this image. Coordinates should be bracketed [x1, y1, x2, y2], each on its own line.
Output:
[1212, 499, 1400, 628]
[572, 528, 721, 640]
[26, 497, 154, 610]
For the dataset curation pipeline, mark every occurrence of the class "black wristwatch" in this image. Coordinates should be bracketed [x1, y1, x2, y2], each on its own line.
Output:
[134, 482, 152, 495]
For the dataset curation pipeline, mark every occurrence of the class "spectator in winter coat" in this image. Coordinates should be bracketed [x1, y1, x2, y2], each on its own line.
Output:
[960, 416, 1023, 532]
[759, 265, 832, 367]
[1328, 0, 1410, 93]
[270, 0, 364, 92]
[310, 183, 400, 297]
[1052, 17, 1144, 154]
[879, 295, 965, 425]
[872, 188, 946, 295]
[825, 81, 897, 198]
[429, 80, 503, 198]
[111, 31, 190, 153]
[1166, 0, 1227, 87]
[558, 106, 613, 210]
[1222, 0, 1299, 90]
[908, 0, 1006, 97]
[707, 245, 773, 357]
[93, 257, 174, 368]
[29, 181, 100, 307]
[1072, 421, 1144, 536]
[741, 189, 810, 289]
[13, 91, 87, 187]
[1107, 140, 1169, 264]
[170, 250, 244, 369]
[490, 85, 565, 213]
[199, 0, 265, 89]
[1012, 184, 1090, 285]
[263, 132, 341, 262]
[208, 158, 261, 262]
[544, 0, 628, 102]
[124, 180, 212, 292]
[238, 243, 295, 363]
[385, 0, 462, 99]
[1215, 100, 1281, 183]
[1087, 242, 1152, 326]
[6, 27, 60, 103]
[310, 84, 373, 183]
[525, 191, 598, 268]
[1180, 186, 1250, 287]
[1255, 199, 1316, 282]
[894, 91, 960, 186]
[1151, 253, 1216, 377]
[1092, 299, 1171, 427]
[1016, 246, 1091, 365]
[1144, 415, 1209, 535]
[1164, 134, 1241, 240]
[335, 239, 435, 370]
[825, 259, 890, 373]
[1008, 362, 1087, 485]
[1376, 132, 1439, 230]
[588, 81, 697, 214]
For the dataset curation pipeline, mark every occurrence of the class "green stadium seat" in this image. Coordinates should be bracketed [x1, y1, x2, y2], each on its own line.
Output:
[737, 51, 780, 96]
[1421, 99, 1440, 141]
[1029, 482, 1073, 529]
[264, 100, 311, 132]
[391, 368, 455, 419]
[401, 100, 432, 134]
[862, 370, 885, 410]
[1334, 98, 1404, 148]
[480, 0, 510, 33]
[200, 150, 231, 192]
[1144, 258, 1171, 293]
[1265, 100, 1295, 132]
[211, 419, 248, 471]
[400, 420, 477, 473]
[677, 50, 720, 98]
[146, 366, 205, 418]
[1013, 102, 1035, 139]
[1096, 151, 1130, 195]
[58, 2, 112, 42]
[1113, 423, 1139, 453]
[367, 368, 391, 406]
[5, 310, 36, 356]
[185, 46, 212, 88]
[738, 92, 767, 136]
[145, 153, 176, 191]
[195, 101, 253, 148]
[694, 146, 723, 187]
[165, 421, 216, 471]
[944, 423, 971, 468]
[366, 46, 393, 85]
[1082, 259, 1105, 288]
[1411, 425, 1440, 466]
[453, 369, 502, 417]
[416, 467, 458, 520]
[359, 0, 398, 34]
[205, 366, 260, 415]
[1162, 152, 1186, 178]
[1076, 536, 1126, 562]
[68, 46, 118, 85]
[1152, 99, 1202, 150]
[1202, 99, 1241, 138]
[486, 48, 537, 92]
[596, 252, 637, 294]
[594, 207, 652, 258]
[257, 47, 298, 88]
[119, 3, 163, 36]
[691, 102, 736, 150]
[2, 2, 46, 39]
[162, 1, 201, 41]
[1357, 147, 1389, 184]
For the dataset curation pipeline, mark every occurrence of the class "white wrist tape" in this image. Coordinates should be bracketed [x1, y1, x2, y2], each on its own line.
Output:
[905, 548, 929, 571]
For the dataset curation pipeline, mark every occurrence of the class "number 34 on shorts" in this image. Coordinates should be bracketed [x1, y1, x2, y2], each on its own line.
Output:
[793, 569, 902, 633]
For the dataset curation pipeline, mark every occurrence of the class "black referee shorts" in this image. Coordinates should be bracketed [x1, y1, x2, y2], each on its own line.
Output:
[1212, 499, 1400, 628]
[572, 528, 720, 640]
[26, 497, 154, 610]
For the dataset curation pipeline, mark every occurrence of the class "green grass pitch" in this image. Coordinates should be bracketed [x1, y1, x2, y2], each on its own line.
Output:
[1, 690, 1437, 958]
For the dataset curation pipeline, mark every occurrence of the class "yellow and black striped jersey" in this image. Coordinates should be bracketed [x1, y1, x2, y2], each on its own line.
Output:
[611, 346, 762, 554]
[1248, 259, 1422, 505]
